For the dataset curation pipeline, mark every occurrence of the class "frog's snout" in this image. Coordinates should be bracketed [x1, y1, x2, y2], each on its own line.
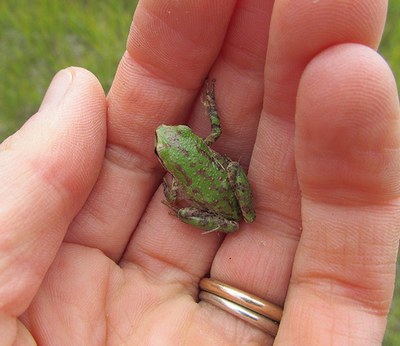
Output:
[155, 124, 172, 158]
[154, 124, 167, 150]
[155, 124, 191, 155]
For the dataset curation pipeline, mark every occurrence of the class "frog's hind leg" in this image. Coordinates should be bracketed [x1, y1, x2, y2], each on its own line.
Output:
[177, 207, 239, 233]
[203, 79, 222, 146]
[227, 162, 256, 223]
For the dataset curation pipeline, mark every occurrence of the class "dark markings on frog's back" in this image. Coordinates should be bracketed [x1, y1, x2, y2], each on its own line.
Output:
[196, 168, 208, 178]
[177, 146, 190, 157]
[173, 162, 193, 186]
[197, 146, 214, 162]
[191, 188, 201, 195]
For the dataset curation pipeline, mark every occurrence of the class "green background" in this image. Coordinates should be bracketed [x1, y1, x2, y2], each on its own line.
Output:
[0, 1, 399, 344]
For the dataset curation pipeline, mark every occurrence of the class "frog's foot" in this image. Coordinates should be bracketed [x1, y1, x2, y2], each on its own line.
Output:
[201, 227, 222, 235]
[227, 162, 256, 223]
[177, 207, 239, 233]
[203, 79, 222, 146]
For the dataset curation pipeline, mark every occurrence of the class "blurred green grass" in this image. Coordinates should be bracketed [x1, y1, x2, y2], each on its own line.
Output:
[0, 0, 399, 344]
[0, 1, 399, 139]
[0, 0, 137, 138]
[381, 2, 400, 87]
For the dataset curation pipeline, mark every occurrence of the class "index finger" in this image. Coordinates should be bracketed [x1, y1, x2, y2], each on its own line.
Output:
[64, 1, 238, 260]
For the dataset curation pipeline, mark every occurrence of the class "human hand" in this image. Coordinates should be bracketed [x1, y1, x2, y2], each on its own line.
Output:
[2, 1, 399, 345]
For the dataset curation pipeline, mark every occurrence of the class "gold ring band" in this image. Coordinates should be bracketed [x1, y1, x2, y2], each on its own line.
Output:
[199, 278, 282, 336]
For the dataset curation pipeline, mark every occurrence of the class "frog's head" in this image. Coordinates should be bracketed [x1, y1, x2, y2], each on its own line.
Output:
[154, 124, 192, 168]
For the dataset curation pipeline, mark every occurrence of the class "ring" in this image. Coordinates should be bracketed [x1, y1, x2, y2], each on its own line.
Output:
[199, 278, 282, 336]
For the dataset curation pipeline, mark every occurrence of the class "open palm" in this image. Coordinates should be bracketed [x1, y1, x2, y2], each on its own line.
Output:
[2, 1, 399, 345]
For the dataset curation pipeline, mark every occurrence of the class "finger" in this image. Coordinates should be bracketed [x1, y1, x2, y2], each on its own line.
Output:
[188, 0, 274, 166]
[208, 0, 388, 332]
[65, 0, 238, 261]
[277, 45, 400, 344]
[0, 67, 106, 318]
[122, 0, 275, 281]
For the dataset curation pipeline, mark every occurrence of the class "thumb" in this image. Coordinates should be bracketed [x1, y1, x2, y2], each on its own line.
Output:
[0, 67, 106, 321]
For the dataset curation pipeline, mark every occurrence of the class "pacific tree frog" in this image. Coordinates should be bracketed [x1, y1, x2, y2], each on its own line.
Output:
[154, 80, 255, 233]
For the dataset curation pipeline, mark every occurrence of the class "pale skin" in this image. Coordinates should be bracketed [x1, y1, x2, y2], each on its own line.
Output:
[1, 0, 399, 345]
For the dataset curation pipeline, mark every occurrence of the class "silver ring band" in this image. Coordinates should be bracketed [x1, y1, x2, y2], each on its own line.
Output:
[199, 278, 282, 336]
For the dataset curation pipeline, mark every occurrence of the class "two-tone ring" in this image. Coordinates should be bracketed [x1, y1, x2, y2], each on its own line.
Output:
[199, 278, 283, 337]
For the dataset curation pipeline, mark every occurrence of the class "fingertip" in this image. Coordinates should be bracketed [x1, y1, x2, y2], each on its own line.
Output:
[0, 65, 108, 217]
[298, 44, 398, 118]
[38, 68, 73, 111]
[295, 43, 400, 203]
[0, 66, 108, 227]
[39, 67, 105, 112]
[4, 66, 107, 190]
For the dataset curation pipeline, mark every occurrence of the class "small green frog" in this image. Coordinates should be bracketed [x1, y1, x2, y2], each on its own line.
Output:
[155, 80, 255, 233]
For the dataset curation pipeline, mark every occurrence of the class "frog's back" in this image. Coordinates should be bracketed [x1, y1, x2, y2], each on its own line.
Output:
[155, 125, 241, 220]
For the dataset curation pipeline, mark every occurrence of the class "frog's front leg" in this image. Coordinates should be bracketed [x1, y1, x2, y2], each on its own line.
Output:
[161, 175, 180, 211]
[227, 162, 256, 223]
[177, 207, 239, 233]
[203, 79, 222, 146]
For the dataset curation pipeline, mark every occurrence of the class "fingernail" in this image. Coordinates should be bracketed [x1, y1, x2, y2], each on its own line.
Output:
[39, 68, 73, 111]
